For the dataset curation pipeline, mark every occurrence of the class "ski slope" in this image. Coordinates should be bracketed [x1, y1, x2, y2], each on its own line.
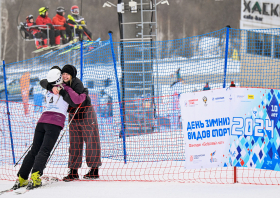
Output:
[0, 175, 279, 198]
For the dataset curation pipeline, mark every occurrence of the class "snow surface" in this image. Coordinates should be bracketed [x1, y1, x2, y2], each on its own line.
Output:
[0, 179, 279, 198]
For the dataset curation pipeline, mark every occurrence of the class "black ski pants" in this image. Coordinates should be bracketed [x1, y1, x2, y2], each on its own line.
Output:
[60, 25, 73, 44]
[34, 32, 47, 40]
[17, 123, 62, 180]
[70, 27, 84, 41]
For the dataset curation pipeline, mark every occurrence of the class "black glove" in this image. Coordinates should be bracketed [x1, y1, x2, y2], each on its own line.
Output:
[46, 23, 54, 30]
[47, 83, 54, 91]
[64, 23, 69, 28]
[83, 88, 89, 95]
[59, 89, 67, 97]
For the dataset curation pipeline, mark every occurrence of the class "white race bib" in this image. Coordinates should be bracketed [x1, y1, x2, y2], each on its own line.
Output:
[44, 91, 69, 116]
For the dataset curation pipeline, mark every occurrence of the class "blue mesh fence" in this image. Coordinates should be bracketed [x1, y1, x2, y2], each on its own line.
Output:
[0, 27, 280, 169]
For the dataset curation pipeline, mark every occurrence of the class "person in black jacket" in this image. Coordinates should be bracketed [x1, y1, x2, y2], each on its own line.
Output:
[40, 65, 101, 181]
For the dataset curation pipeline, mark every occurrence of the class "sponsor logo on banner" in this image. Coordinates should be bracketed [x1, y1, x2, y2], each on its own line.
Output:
[248, 95, 254, 99]
[210, 150, 217, 163]
[188, 99, 198, 107]
[194, 154, 205, 159]
[190, 154, 205, 164]
[237, 95, 245, 99]
[213, 96, 225, 102]
[202, 96, 207, 106]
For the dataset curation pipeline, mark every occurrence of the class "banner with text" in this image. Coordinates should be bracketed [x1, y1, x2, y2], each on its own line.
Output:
[180, 88, 232, 169]
[180, 88, 280, 171]
[229, 88, 280, 171]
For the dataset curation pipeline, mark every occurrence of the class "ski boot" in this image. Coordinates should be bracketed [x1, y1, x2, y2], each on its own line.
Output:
[26, 171, 42, 190]
[11, 175, 28, 190]
[83, 167, 99, 179]
[63, 169, 79, 182]
[42, 39, 48, 48]
[35, 41, 43, 49]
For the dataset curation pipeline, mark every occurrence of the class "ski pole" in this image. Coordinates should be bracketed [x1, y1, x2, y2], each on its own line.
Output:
[68, 23, 92, 41]
[14, 143, 33, 167]
[45, 103, 82, 167]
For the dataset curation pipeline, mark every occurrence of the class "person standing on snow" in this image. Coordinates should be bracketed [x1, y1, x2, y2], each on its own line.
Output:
[67, 5, 92, 41]
[22, 15, 48, 49]
[36, 7, 60, 46]
[12, 67, 86, 190]
[52, 6, 73, 44]
[40, 64, 102, 181]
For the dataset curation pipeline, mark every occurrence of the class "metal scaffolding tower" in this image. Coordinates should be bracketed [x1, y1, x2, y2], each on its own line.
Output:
[103, 0, 169, 136]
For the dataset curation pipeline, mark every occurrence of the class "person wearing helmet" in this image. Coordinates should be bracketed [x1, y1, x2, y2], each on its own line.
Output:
[67, 5, 92, 41]
[22, 15, 48, 49]
[52, 6, 73, 44]
[12, 66, 87, 190]
[36, 7, 60, 46]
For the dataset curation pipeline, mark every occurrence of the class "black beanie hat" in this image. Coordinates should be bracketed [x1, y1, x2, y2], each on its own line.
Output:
[61, 64, 76, 77]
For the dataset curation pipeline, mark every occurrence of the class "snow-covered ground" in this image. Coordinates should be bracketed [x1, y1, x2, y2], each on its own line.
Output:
[0, 176, 279, 198]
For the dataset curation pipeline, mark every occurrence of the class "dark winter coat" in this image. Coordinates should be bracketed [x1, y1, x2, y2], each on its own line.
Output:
[40, 66, 91, 119]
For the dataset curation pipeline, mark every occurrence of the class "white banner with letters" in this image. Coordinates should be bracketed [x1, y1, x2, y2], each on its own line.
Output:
[180, 88, 232, 169]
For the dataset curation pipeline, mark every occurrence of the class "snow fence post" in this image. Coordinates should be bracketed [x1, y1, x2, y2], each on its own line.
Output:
[80, 40, 83, 82]
[108, 31, 127, 164]
[223, 26, 230, 88]
[2, 60, 16, 164]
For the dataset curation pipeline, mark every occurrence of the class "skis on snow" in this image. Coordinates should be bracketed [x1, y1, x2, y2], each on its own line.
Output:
[0, 176, 59, 196]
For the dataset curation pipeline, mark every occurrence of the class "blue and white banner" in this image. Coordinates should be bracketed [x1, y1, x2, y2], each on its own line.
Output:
[229, 88, 280, 171]
[180, 88, 232, 169]
[180, 88, 280, 171]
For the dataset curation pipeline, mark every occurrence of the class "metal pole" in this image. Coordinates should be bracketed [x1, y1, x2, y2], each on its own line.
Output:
[140, 0, 147, 133]
[223, 26, 230, 88]
[80, 40, 83, 82]
[233, 166, 237, 183]
[2, 60, 16, 164]
[14, 143, 32, 167]
[108, 31, 127, 163]
[47, 26, 49, 45]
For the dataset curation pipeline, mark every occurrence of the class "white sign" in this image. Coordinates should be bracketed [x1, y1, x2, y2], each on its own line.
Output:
[241, 0, 280, 28]
[180, 88, 232, 169]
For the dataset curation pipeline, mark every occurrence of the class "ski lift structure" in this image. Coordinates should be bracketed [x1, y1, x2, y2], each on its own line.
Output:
[104, 0, 169, 137]
[17, 23, 86, 48]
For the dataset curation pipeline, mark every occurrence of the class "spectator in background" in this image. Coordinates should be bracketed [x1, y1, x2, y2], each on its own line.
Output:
[67, 5, 92, 41]
[99, 89, 113, 118]
[22, 15, 48, 49]
[203, 82, 210, 91]
[36, 7, 60, 46]
[170, 68, 183, 87]
[230, 81, 236, 87]
[52, 6, 73, 44]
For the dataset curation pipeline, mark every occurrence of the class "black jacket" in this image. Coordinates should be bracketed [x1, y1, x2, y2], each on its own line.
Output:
[40, 66, 91, 117]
